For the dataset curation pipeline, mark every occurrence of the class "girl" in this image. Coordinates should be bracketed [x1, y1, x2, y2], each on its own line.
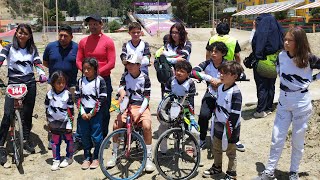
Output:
[0, 24, 47, 164]
[258, 28, 320, 180]
[163, 22, 192, 63]
[75, 57, 107, 170]
[45, 71, 74, 171]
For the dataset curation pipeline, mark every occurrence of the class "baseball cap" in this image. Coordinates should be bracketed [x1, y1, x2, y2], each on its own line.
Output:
[85, 14, 102, 22]
[123, 54, 141, 64]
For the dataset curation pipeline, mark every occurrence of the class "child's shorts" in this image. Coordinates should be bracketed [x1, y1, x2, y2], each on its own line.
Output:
[117, 105, 151, 125]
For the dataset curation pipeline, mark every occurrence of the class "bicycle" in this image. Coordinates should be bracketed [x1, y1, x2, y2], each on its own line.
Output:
[99, 90, 147, 180]
[154, 92, 201, 180]
[0, 80, 40, 172]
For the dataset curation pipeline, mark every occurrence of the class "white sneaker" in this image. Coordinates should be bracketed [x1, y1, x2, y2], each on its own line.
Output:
[59, 157, 73, 168]
[106, 152, 117, 168]
[253, 111, 268, 118]
[145, 154, 155, 172]
[51, 159, 60, 171]
[254, 171, 277, 180]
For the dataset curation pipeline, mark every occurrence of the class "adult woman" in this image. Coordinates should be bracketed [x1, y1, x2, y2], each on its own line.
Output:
[0, 24, 47, 165]
[163, 22, 192, 63]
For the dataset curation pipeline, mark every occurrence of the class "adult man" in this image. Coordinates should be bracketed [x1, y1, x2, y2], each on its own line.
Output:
[43, 25, 78, 91]
[76, 14, 116, 138]
[43, 25, 79, 151]
[205, 22, 241, 63]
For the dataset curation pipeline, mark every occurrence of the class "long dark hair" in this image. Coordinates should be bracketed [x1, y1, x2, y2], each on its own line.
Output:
[12, 23, 36, 54]
[169, 22, 188, 51]
[286, 28, 310, 68]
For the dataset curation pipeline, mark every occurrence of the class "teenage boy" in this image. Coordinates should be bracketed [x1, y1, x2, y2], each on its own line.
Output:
[120, 22, 151, 75]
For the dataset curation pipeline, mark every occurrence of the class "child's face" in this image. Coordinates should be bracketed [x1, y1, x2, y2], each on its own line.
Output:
[219, 71, 237, 86]
[171, 27, 180, 44]
[175, 68, 189, 82]
[125, 62, 141, 75]
[53, 77, 66, 93]
[83, 63, 96, 80]
[129, 28, 142, 41]
[210, 47, 224, 63]
[284, 33, 296, 55]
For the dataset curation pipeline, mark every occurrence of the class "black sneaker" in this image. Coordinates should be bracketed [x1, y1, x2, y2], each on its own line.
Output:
[23, 141, 35, 154]
[224, 173, 237, 180]
[202, 164, 222, 178]
[0, 147, 7, 165]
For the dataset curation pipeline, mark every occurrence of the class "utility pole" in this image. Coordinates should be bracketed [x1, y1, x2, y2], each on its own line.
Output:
[157, 0, 160, 37]
[43, 1, 45, 34]
[212, 0, 215, 35]
[56, 0, 58, 36]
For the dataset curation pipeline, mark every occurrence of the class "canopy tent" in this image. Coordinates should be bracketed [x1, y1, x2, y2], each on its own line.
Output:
[232, 0, 304, 16]
[296, 2, 320, 9]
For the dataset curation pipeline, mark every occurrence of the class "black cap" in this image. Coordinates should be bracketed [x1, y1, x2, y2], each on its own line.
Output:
[85, 14, 102, 22]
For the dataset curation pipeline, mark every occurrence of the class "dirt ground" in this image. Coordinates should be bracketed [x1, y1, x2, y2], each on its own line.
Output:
[0, 28, 319, 180]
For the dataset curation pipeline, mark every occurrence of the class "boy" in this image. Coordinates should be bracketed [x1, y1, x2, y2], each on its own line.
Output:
[158, 61, 199, 154]
[120, 22, 151, 75]
[191, 41, 227, 149]
[202, 61, 244, 180]
[107, 54, 154, 172]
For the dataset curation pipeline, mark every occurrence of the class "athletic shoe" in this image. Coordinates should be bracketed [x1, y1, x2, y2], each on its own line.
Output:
[202, 164, 222, 178]
[253, 111, 267, 118]
[0, 147, 7, 165]
[265, 110, 272, 115]
[289, 172, 299, 180]
[23, 140, 35, 154]
[255, 170, 277, 180]
[81, 160, 91, 170]
[51, 159, 60, 171]
[145, 153, 155, 172]
[106, 152, 117, 168]
[59, 157, 73, 168]
[236, 142, 245, 152]
[224, 173, 237, 180]
[89, 159, 99, 169]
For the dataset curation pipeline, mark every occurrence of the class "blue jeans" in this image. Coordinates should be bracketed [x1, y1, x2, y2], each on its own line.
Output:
[79, 108, 103, 160]
[101, 76, 113, 138]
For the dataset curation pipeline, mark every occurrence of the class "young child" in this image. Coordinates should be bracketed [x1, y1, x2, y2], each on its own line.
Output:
[203, 61, 244, 180]
[120, 22, 151, 75]
[190, 41, 227, 149]
[75, 57, 107, 170]
[257, 28, 320, 180]
[158, 61, 199, 154]
[45, 70, 74, 171]
[107, 54, 155, 172]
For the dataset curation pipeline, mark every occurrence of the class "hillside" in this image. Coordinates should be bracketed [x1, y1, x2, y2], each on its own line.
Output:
[0, 0, 12, 19]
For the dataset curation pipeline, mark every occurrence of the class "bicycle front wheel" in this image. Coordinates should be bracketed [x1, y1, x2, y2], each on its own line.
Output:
[99, 128, 147, 180]
[154, 128, 200, 180]
[13, 110, 24, 166]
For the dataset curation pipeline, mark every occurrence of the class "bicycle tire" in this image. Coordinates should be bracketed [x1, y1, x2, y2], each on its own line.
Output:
[13, 110, 24, 166]
[99, 128, 147, 180]
[154, 128, 200, 180]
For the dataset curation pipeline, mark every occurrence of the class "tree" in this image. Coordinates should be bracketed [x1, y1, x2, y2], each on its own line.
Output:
[59, 0, 68, 11]
[48, 0, 55, 9]
[108, 20, 121, 32]
[68, 0, 80, 16]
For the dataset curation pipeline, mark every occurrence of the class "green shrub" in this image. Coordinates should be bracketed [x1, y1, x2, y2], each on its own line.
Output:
[108, 20, 121, 33]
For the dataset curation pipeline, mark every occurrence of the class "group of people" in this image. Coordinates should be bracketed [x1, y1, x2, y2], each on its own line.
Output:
[0, 13, 318, 180]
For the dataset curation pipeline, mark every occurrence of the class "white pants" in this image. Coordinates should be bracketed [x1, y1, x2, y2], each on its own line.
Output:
[265, 90, 312, 174]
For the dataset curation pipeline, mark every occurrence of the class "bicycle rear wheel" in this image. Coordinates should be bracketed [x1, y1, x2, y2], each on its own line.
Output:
[13, 110, 24, 166]
[154, 128, 200, 180]
[99, 128, 147, 180]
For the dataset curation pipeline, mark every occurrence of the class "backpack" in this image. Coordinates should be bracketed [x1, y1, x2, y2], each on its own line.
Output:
[154, 55, 173, 84]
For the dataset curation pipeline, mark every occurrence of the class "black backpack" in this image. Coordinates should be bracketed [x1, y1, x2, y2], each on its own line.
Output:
[154, 55, 173, 84]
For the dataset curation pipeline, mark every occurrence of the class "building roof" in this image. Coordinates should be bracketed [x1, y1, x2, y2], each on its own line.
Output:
[296, 1, 320, 9]
[233, 0, 304, 16]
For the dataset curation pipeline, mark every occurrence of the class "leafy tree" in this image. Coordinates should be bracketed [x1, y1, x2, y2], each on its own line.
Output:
[108, 20, 121, 32]
[68, 0, 80, 16]
[59, 0, 68, 11]
[48, 0, 55, 9]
